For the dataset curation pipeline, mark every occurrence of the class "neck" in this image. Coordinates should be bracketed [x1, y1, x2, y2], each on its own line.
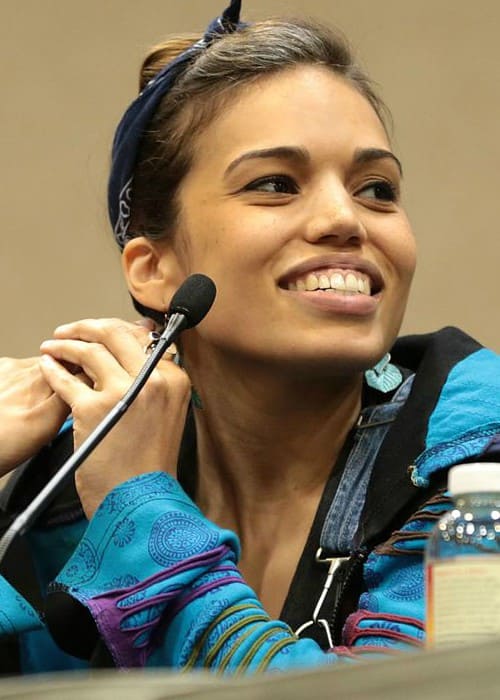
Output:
[187, 353, 363, 534]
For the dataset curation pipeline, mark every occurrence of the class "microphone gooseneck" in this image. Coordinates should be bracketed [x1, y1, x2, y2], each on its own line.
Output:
[0, 274, 216, 565]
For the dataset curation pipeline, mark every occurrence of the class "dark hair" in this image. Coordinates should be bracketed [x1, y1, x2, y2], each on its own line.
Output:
[127, 18, 389, 319]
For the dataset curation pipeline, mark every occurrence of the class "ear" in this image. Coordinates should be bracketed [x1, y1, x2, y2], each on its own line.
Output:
[121, 237, 184, 314]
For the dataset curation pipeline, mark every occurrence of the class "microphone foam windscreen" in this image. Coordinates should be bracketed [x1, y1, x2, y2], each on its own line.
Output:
[168, 274, 217, 328]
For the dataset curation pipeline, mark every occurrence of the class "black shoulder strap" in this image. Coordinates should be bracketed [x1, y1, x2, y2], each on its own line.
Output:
[357, 327, 481, 549]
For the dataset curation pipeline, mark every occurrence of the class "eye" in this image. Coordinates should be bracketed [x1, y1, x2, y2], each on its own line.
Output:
[243, 175, 299, 195]
[356, 180, 398, 202]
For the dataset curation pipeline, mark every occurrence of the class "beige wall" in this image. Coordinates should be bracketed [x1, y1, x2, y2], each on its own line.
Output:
[1, 0, 499, 357]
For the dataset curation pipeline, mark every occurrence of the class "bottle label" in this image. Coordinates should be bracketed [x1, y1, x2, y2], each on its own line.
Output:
[427, 557, 500, 647]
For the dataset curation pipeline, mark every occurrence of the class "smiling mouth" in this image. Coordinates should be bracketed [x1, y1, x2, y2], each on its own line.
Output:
[284, 268, 381, 296]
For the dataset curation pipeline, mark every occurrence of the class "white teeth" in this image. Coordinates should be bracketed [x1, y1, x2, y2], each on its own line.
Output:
[305, 273, 319, 291]
[345, 273, 359, 292]
[288, 269, 373, 295]
[330, 272, 346, 291]
[319, 274, 330, 289]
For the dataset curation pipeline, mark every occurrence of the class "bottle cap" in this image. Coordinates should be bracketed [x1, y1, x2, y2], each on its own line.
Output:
[448, 463, 500, 495]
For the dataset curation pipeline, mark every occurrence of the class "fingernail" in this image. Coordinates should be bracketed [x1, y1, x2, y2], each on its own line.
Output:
[54, 324, 69, 333]
[134, 318, 156, 329]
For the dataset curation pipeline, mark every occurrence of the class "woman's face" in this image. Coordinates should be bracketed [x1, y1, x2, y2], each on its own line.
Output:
[169, 65, 416, 375]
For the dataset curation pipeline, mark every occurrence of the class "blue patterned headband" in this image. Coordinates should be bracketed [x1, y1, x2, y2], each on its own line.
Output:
[109, 0, 244, 249]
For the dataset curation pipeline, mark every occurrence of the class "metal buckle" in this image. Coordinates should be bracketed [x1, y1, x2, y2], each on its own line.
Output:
[294, 547, 350, 649]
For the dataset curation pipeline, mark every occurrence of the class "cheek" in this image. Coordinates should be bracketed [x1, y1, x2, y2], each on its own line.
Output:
[184, 219, 285, 277]
[394, 238, 417, 285]
[400, 232, 417, 283]
[382, 217, 417, 285]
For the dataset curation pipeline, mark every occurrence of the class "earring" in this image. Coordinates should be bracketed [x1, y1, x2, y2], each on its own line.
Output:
[364, 353, 403, 393]
[191, 387, 204, 409]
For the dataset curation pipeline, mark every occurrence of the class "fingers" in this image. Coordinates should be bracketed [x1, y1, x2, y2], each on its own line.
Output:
[0, 356, 57, 402]
[40, 338, 125, 388]
[39, 354, 93, 407]
[0, 356, 71, 423]
[52, 318, 155, 376]
[40, 318, 184, 409]
[0, 356, 43, 370]
[38, 390, 72, 426]
[36, 318, 192, 518]
[164, 343, 178, 360]
[133, 318, 156, 331]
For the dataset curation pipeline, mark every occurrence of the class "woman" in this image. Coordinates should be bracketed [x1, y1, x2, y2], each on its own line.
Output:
[0, 0, 499, 674]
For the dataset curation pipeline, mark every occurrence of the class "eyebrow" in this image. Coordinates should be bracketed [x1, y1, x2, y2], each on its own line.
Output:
[223, 145, 403, 178]
[224, 146, 310, 178]
[353, 147, 403, 176]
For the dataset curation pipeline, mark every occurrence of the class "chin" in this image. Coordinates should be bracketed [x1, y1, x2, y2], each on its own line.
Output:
[312, 323, 401, 367]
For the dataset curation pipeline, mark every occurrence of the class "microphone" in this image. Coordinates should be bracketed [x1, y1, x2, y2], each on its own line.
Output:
[0, 274, 216, 564]
[169, 273, 217, 328]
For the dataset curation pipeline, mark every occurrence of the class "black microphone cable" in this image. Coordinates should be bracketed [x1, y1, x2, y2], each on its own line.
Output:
[0, 274, 216, 564]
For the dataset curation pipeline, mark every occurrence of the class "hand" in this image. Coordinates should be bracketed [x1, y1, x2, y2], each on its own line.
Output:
[0, 357, 70, 477]
[39, 318, 191, 518]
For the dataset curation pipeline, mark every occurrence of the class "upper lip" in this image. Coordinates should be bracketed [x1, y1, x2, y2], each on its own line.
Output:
[278, 254, 384, 294]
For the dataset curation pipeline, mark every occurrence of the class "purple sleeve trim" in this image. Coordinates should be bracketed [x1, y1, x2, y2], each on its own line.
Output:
[482, 433, 500, 457]
[330, 646, 356, 659]
[83, 544, 233, 668]
[163, 573, 244, 627]
[343, 610, 424, 648]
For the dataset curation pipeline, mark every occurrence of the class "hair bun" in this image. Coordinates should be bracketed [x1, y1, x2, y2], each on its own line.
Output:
[139, 35, 201, 91]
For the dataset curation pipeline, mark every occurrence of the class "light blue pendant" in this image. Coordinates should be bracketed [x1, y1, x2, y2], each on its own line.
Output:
[364, 353, 403, 393]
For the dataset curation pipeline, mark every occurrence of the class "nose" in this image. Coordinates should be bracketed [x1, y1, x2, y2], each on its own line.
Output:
[303, 180, 367, 247]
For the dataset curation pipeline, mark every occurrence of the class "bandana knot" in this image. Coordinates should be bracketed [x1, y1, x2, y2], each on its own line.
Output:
[108, 0, 244, 249]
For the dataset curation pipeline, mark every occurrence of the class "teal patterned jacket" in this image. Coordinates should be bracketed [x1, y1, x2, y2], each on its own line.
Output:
[1, 328, 499, 673]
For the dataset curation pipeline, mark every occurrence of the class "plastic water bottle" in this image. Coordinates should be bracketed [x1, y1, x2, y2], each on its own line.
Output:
[426, 462, 500, 648]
